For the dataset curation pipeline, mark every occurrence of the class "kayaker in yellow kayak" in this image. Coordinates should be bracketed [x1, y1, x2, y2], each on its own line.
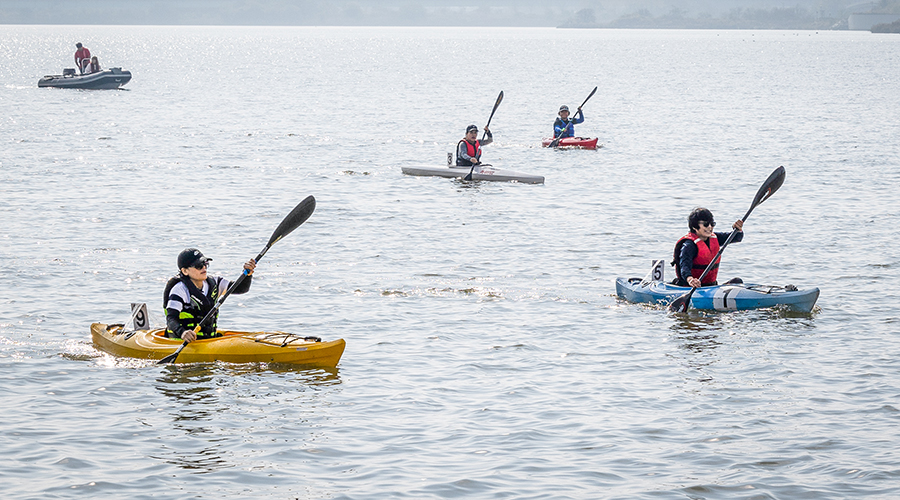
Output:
[164, 248, 256, 343]
[672, 208, 744, 288]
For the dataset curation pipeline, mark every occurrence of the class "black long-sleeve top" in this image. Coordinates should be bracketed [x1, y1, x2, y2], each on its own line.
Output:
[676, 231, 743, 286]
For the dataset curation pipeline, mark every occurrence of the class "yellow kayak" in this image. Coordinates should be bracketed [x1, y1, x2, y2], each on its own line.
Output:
[91, 323, 345, 367]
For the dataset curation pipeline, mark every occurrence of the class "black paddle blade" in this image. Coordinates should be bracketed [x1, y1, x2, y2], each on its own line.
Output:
[667, 290, 693, 313]
[491, 91, 504, 115]
[753, 166, 785, 208]
[581, 86, 598, 107]
[485, 91, 504, 129]
[482, 91, 504, 142]
[267, 195, 316, 247]
[158, 341, 188, 364]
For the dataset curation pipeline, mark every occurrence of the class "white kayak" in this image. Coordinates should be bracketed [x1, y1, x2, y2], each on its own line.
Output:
[401, 164, 544, 184]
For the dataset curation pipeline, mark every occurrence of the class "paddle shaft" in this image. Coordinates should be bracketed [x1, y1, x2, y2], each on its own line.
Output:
[694, 191, 770, 285]
[550, 86, 597, 147]
[465, 91, 504, 181]
[202, 246, 268, 323]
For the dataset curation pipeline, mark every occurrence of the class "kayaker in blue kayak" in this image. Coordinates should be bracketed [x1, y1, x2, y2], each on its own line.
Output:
[672, 208, 744, 288]
[553, 105, 584, 138]
[456, 124, 492, 166]
[164, 248, 256, 342]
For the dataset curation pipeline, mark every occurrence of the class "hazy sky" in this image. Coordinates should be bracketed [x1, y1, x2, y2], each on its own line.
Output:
[0, 0, 879, 26]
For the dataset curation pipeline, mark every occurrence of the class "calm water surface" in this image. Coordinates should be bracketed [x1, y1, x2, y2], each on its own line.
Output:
[1, 26, 899, 499]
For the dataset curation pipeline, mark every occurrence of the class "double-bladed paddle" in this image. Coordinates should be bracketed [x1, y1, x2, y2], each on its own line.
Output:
[158, 195, 317, 364]
[465, 90, 504, 181]
[549, 86, 597, 148]
[668, 166, 786, 313]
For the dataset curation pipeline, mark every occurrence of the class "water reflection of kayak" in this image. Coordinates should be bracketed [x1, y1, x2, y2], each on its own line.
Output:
[615, 277, 820, 313]
[91, 323, 345, 366]
[401, 164, 544, 184]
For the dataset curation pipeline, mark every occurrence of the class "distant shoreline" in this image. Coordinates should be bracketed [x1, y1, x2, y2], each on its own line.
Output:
[1, 24, 896, 34]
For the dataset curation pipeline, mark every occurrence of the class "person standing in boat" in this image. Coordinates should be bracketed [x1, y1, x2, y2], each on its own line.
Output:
[672, 207, 744, 288]
[74, 42, 91, 74]
[456, 124, 492, 166]
[164, 248, 256, 343]
[553, 105, 584, 139]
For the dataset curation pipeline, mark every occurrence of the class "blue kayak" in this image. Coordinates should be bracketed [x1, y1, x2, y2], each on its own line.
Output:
[615, 277, 820, 313]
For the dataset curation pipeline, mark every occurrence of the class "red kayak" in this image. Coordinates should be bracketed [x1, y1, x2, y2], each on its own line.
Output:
[541, 137, 599, 149]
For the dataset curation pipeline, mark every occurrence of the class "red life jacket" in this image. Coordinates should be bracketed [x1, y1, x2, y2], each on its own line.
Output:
[673, 233, 720, 285]
[456, 139, 481, 166]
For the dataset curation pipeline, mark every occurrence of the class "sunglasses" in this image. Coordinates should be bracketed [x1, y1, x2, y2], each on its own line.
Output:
[699, 220, 716, 228]
[193, 261, 209, 270]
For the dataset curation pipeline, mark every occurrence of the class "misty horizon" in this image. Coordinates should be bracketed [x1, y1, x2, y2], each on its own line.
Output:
[1, 0, 897, 29]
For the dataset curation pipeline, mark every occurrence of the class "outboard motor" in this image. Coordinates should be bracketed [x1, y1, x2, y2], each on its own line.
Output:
[63, 68, 76, 77]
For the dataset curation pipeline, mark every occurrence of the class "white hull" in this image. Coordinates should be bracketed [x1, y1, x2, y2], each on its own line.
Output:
[401, 165, 544, 184]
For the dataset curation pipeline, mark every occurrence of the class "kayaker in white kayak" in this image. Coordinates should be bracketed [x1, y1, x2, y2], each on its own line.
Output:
[456, 124, 492, 166]
[553, 104, 584, 139]
[163, 248, 256, 343]
[672, 208, 744, 288]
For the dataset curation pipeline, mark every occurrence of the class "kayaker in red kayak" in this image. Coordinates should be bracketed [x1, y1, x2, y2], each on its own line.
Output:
[672, 208, 744, 287]
[456, 124, 493, 166]
[553, 105, 584, 138]
[163, 248, 256, 343]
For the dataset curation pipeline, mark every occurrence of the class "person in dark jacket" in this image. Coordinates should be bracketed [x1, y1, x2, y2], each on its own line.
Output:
[672, 207, 744, 287]
[553, 104, 584, 138]
[456, 124, 493, 166]
[163, 248, 256, 342]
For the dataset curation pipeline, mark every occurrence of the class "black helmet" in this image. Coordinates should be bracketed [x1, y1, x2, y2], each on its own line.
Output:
[177, 248, 211, 270]
[559, 105, 569, 112]
[688, 207, 715, 232]
[466, 124, 478, 133]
